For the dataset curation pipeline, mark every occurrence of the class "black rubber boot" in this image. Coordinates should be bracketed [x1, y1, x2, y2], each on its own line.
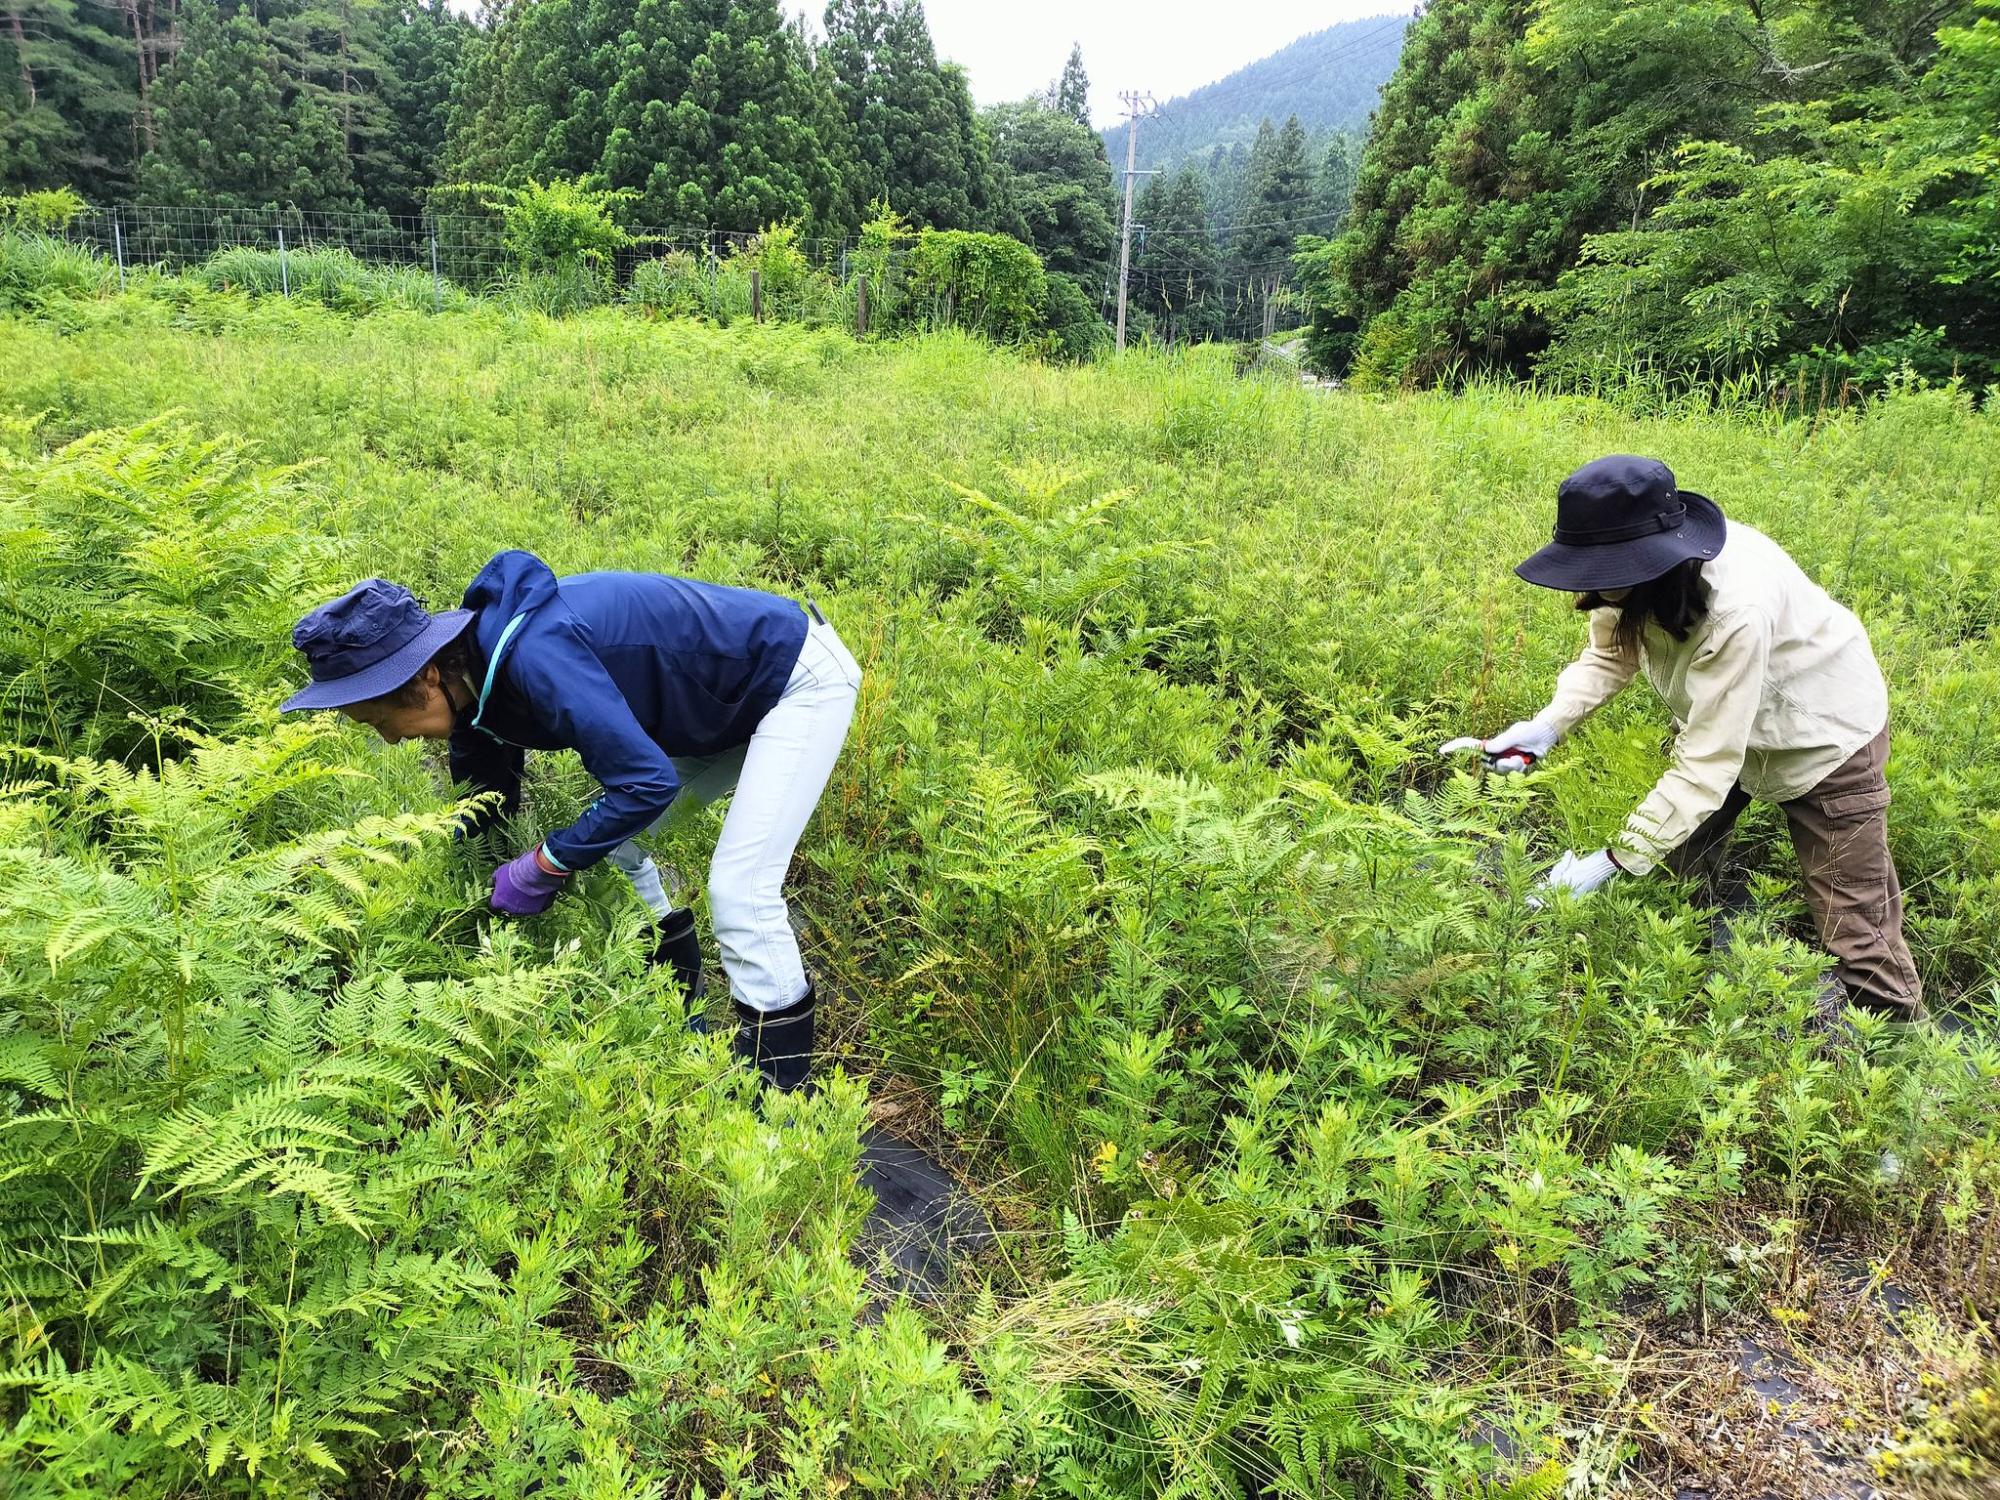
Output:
[649, 908, 705, 1004]
[733, 985, 815, 1093]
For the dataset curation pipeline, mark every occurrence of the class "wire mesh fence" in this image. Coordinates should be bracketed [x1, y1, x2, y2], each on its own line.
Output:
[45, 202, 1109, 352]
[47, 202, 1281, 350]
[57, 204, 871, 305]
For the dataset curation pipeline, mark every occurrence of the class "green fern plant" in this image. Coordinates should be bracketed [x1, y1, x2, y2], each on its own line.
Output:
[1468, 1459, 1566, 1500]
[0, 418, 334, 757]
[919, 465, 1201, 636]
[0, 721, 558, 1492]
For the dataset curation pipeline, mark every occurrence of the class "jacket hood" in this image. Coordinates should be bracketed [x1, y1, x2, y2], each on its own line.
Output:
[462, 549, 562, 626]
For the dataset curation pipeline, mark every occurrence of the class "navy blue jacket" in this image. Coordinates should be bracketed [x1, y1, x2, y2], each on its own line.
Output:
[446, 551, 808, 870]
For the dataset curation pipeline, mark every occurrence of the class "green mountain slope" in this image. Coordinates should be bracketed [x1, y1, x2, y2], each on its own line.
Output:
[1102, 13, 1410, 173]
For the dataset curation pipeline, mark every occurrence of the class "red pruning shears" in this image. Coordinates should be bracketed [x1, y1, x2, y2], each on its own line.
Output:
[1438, 738, 1539, 774]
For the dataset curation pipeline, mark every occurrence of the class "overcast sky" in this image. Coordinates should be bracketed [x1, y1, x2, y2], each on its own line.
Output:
[912, 1, 1407, 126]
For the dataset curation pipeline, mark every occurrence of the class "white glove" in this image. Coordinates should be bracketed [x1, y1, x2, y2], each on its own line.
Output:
[1529, 848, 1621, 909]
[1483, 717, 1561, 773]
[1439, 716, 1561, 773]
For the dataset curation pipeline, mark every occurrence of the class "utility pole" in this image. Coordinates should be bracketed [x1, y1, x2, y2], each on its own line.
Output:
[1114, 90, 1159, 354]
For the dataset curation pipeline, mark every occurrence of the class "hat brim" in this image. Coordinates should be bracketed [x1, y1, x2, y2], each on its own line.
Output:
[280, 609, 474, 712]
[1514, 490, 1727, 591]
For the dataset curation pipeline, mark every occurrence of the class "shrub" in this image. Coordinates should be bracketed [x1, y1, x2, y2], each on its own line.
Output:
[0, 188, 87, 232]
[626, 248, 709, 319]
[906, 228, 1048, 343]
[710, 224, 849, 328]
[628, 227, 852, 330]
[741, 221, 812, 313]
[1043, 272, 1109, 362]
[850, 199, 912, 331]
[483, 178, 634, 276]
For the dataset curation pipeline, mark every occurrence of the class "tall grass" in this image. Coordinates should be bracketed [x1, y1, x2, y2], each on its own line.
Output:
[192, 243, 470, 312]
[0, 232, 468, 317]
[0, 230, 122, 306]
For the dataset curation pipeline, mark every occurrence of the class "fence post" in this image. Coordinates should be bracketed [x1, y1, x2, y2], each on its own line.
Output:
[750, 268, 762, 323]
[277, 226, 290, 296]
[111, 210, 126, 292]
[856, 274, 868, 337]
[429, 223, 442, 311]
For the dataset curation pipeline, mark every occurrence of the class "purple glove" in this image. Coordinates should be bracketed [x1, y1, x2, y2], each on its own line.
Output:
[490, 847, 568, 916]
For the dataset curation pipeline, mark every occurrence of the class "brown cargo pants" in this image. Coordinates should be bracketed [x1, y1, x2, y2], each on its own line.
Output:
[1666, 727, 1924, 1018]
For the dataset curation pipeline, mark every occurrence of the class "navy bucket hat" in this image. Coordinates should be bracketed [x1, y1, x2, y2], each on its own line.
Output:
[1516, 455, 1727, 592]
[281, 579, 473, 712]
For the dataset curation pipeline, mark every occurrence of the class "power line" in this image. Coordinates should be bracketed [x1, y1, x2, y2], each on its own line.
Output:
[1209, 203, 1349, 237]
[1123, 199, 1354, 268]
[1133, 254, 1298, 277]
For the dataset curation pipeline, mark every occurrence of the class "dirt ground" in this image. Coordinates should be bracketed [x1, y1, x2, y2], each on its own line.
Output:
[1588, 1229, 1998, 1499]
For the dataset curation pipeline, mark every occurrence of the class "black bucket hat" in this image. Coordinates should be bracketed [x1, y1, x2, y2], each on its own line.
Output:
[1515, 455, 1726, 591]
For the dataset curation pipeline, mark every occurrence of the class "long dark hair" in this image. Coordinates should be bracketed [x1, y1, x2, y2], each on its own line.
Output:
[1576, 558, 1710, 654]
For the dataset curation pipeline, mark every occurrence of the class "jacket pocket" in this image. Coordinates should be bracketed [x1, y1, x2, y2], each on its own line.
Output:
[677, 654, 755, 711]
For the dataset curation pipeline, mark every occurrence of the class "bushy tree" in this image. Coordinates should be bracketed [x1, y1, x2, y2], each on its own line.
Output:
[1536, 0, 2000, 386]
[449, 0, 858, 233]
[1049, 41, 1088, 126]
[1224, 115, 1311, 286]
[1311, 131, 1359, 232]
[823, 0, 1000, 230]
[4, 0, 470, 214]
[443, 0, 590, 190]
[601, 0, 850, 230]
[260, 0, 471, 219]
[1202, 139, 1249, 226]
[0, 0, 141, 198]
[265, 0, 394, 186]
[981, 98, 1116, 282]
[140, 0, 361, 210]
[1311, 0, 1984, 387]
[375, 0, 470, 219]
[1308, 0, 1597, 384]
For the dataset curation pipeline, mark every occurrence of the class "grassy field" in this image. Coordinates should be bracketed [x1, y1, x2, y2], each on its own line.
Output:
[2, 290, 1999, 1497]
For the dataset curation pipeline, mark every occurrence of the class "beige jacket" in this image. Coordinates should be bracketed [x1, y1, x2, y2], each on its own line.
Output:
[1539, 522, 1889, 875]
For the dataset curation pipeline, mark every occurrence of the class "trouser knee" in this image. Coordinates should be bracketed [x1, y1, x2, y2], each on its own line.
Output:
[707, 872, 758, 945]
[708, 872, 803, 1005]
